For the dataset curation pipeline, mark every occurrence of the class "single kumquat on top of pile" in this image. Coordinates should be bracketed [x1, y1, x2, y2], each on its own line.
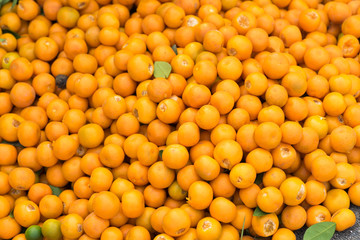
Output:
[1, 0, 360, 239]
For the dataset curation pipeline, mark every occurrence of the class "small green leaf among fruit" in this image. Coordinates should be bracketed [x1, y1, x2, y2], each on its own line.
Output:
[153, 61, 172, 78]
[304, 222, 336, 240]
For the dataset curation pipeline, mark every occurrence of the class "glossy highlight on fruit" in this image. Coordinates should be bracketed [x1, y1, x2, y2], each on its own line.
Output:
[0, 0, 359, 239]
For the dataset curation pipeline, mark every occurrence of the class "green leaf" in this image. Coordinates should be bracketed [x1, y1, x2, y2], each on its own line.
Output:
[0, 0, 11, 8]
[254, 173, 264, 185]
[304, 222, 336, 240]
[253, 207, 267, 217]
[0, 39, 6, 42]
[154, 61, 172, 78]
[159, 150, 164, 159]
[11, 0, 18, 9]
[240, 216, 245, 240]
[2, 29, 21, 39]
[171, 44, 178, 55]
[49, 185, 62, 196]
[338, 33, 344, 42]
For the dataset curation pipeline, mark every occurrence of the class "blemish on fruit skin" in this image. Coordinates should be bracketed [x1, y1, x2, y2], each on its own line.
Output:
[159, 103, 167, 112]
[18, 2, 24, 10]
[202, 220, 212, 230]
[12, 119, 20, 127]
[228, 48, 237, 56]
[77, 2, 86, 8]
[237, 15, 250, 28]
[296, 185, 305, 200]
[280, 147, 290, 157]
[133, 108, 139, 119]
[141, 90, 147, 96]
[338, 115, 344, 123]
[176, 228, 185, 234]
[316, 213, 326, 222]
[336, 177, 347, 186]
[307, 11, 319, 20]
[114, 95, 122, 102]
[76, 145, 86, 156]
[264, 219, 276, 235]
[77, 223, 83, 232]
[26, 204, 36, 211]
[222, 159, 230, 168]
[342, 39, 356, 55]
[2, 0, 359, 238]
[48, 142, 54, 150]
[148, 65, 154, 74]
[187, 17, 199, 27]
[3, 56, 10, 63]
[10, 189, 20, 196]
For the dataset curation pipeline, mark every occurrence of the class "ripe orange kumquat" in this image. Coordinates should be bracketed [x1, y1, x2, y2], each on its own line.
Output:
[0, 0, 360, 239]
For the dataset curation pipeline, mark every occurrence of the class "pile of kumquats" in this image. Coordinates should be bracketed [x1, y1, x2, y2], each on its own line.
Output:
[1, 0, 360, 239]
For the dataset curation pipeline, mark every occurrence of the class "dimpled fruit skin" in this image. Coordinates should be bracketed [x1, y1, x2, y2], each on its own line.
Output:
[1, 0, 360, 239]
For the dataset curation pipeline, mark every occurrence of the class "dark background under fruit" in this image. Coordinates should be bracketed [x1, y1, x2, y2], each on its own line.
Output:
[294, 205, 360, 240]
[249, 205, 360, 239]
